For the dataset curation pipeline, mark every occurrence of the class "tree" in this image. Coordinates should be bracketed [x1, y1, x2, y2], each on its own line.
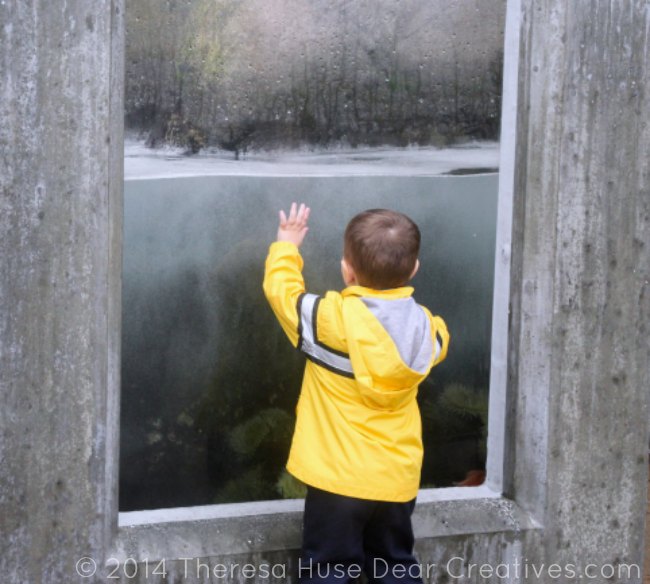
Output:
[125, 0, 507, 149]
[125, 0, 195, 128]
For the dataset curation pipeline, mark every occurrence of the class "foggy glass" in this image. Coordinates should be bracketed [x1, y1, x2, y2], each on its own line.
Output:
[122, 0, 506, 510]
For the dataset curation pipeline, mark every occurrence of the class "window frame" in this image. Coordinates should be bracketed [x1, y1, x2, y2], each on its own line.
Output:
[110, 0, 542, 562]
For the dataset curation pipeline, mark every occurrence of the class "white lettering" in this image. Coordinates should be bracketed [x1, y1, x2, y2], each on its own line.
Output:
[446, 556, 465, 579]
[479, 563, 493, 578]
[564, 563, 577, 579]
[618, 563, 641, 579]
[408, 562, 424, 579]
[195, 558, 210, 579]
[600, 564, 615, 580]
[374, 558, 389, 579]
[585, 563, 597, 578]
[547, 563, 562, 579]
[348, 564, 362, 579]
[531, 561, 545, 578]
[272, 562, 287, 579]
[495, 562, 510, 578]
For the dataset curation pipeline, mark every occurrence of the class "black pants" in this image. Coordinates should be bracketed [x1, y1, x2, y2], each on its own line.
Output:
[298, 486, 423, 584]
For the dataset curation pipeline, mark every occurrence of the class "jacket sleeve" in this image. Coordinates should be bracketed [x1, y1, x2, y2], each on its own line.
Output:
[431, 314, 450, 367]
[263, 241, 305, 347]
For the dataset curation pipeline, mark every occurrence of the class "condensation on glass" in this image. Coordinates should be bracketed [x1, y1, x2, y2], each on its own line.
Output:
[121, 0, 506, 511]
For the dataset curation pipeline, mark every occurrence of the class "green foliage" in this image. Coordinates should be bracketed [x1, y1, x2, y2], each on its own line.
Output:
[229, 408, 294, 458]
[439, 383, 489, 423]
[213, 465, 269, 504]
[275, 470, 307, 499]
[187, 238, 304, 504]
[419, 383, 489, 486]
[165, 113, 206, 154]
[421, 383, 488, 458]
[186, 128, 207, 154]
[181, 0, 237, 83]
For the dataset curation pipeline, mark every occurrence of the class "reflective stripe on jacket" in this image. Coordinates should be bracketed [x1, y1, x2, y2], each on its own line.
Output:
[263, 241, 450, 502]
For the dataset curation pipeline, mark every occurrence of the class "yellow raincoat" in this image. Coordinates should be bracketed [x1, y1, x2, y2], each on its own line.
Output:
[263, 241, 450, 502]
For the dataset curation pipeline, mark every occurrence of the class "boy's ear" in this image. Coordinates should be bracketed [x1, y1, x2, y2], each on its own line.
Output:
[341, 258, 357, 286]
[409, 259, 420, 280]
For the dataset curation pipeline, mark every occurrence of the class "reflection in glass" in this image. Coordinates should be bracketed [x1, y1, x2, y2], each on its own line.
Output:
[126, 0, 504, 152]
[121, 0, 506, 511]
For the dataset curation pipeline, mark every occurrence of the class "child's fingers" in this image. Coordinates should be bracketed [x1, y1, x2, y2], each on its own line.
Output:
[280, 202, 309, 230]
[288, 202, 297, 222]
[296, 203, 309, 226]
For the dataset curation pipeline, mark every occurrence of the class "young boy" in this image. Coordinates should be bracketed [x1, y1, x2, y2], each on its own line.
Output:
[263, 203, 450, 584]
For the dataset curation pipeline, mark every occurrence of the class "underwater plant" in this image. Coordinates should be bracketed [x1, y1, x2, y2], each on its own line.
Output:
[276, 470, 307, 499]
[420, 383, 488, 486]
[229, 408, 294, 457]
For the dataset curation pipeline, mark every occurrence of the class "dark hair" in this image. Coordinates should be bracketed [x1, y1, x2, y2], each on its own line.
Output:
[343, 209, 421, 289]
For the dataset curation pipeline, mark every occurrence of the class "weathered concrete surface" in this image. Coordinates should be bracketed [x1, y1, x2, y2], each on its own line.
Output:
[0, 1, 123, 583]
[1, 0, 649, 582]
[108, 493, 541, 583]
[505, 0, 650, 581]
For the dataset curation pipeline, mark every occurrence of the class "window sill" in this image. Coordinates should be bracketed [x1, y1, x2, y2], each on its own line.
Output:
[113, 486, 541, 561]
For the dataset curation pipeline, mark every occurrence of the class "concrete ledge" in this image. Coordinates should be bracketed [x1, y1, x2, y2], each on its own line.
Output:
[116, 500, 303, 560]
[113, 487, 541, 562]
[414, 486, 541, 538]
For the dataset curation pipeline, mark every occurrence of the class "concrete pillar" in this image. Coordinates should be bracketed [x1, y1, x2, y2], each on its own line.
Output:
[0, 1, 123, 583]
[506, 0, 650, 580]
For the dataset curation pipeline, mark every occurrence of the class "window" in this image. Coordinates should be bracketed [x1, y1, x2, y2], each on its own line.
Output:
[121, 0, 507, 511]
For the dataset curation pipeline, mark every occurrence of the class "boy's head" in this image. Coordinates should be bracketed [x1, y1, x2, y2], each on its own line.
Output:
[342, 209, 421, 289]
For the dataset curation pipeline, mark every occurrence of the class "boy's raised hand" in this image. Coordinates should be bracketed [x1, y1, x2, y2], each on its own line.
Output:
[277, 202, 311, 247]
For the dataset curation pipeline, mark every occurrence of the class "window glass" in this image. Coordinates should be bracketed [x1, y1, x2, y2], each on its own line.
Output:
[122, 0, 506, 510]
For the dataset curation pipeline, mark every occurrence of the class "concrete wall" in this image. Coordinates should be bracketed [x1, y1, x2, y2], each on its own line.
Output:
[0, 1, 648, 583]
[0, 1, 123, 582]
[506, 0, 650, 578]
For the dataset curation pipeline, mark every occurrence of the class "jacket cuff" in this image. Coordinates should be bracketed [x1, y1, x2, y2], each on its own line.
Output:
[269, 241, 300, 254]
